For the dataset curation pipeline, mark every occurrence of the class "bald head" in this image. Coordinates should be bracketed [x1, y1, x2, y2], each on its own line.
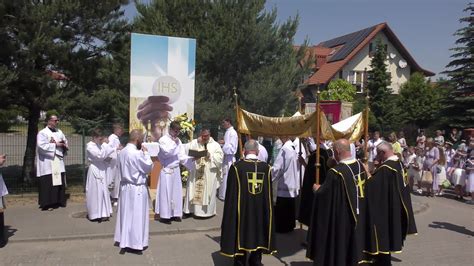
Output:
[333, 138, 352, 161]
[129, 129, 144, 143]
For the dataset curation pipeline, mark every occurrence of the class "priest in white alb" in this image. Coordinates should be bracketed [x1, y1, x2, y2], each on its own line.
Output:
[36, 114, 68, 211]
[114, 129, 153, 253]
[107, 123, 124, 205]
[184, 128, 223, 218]
[155, 121, 193, 224]
[217, 118, 238, 200]
[86, 128, 114, 222]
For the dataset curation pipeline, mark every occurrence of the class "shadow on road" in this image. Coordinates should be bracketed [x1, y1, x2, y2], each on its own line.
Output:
[207, 229, 311, 265]
[428, 221, 474, 237]
[0, 225, 17, 248]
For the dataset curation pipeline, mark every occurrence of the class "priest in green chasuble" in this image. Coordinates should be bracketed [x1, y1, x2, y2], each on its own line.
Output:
[306, 138, 369, 266]
[184, 128, 224, 218]
[220, 140, 276, 266]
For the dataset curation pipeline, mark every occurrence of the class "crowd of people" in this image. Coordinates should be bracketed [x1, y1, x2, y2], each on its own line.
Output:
[1, 113, 473, 265]
[366, 128, 474, 205]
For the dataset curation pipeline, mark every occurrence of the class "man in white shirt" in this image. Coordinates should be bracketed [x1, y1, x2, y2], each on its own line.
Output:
[367, 131, 382, 173]
[272, 136, 300, 233]
[36, 114, 68, 211]
[217, 118, 238, 201]
[114, 129, 153, 254]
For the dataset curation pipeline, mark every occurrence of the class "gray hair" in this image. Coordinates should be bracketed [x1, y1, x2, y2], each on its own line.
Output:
[376, 140, 393, 153]
[244, 139, 259, 151]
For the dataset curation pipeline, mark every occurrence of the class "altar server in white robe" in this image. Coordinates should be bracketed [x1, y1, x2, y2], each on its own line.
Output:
[155, 121, 194, 224]
[107, 123, 124, 204]
[36, 114, 68, 211]
[0, 153, 8, 244]
[272, 136, 300, 233]
[86, 129, 114, 221]
[184, 128, 224, 218]
[114, 130, 153, 252]
[218, 118, 238, 200]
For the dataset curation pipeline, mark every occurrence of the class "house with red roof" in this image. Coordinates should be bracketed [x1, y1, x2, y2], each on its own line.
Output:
[299, 22, 434, 102]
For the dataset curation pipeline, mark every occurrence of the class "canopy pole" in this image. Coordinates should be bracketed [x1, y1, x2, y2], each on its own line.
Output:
[298, 94, 303, 190]
[234, 87, 244, 159]
[363, 86, 370, 163]
[315, 87, 321, 185]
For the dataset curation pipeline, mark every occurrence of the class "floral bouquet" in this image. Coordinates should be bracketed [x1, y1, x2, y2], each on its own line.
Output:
[173, 113, 196, 186]
[173, 113, 195, 144]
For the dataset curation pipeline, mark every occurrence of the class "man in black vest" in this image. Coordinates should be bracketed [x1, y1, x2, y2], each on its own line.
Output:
[220, 139, 276, 266]
[306, 138, 368, 265]
[365, 141, 417, 265]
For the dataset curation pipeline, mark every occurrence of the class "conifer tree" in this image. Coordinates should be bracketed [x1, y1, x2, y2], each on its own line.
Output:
[366, 38, 393, 132]
[443, 2, 474, 129]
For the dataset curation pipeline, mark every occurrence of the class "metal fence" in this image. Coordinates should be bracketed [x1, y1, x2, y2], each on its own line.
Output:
[0, 122, 124, 195]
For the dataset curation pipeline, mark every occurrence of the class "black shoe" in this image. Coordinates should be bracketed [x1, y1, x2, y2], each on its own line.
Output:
[172, 217, 182, 222]
[182, 213, 192, 219]
[159, 218, 171, 224]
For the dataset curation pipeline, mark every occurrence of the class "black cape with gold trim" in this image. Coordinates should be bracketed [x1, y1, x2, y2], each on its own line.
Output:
[365, 159, 417, 255]
[220, 159, 276, 257]
[298, 148, 331, 226]
[306, 160, 368, 266]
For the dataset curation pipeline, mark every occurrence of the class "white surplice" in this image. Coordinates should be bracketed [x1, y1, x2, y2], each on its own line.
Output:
[272, 140, 300, 198]
[258, 142, 268, 163]
[218, 126, 238, 200]
[36, 127, 68, 177]
[114, 143, 153, 250]
[155, 134, 193, 219]
[107, 133, 121, 199]
[86, 141, 114, 220]
[293, 138, 307, 185]
[183, 137, 223, 217]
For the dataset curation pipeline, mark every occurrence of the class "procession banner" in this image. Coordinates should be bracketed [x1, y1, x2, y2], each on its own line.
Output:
[237, 106, 366, 141]
[129, 33, 196, 139]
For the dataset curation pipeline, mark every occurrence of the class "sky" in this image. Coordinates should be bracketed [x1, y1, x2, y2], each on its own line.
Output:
[124, 0, 469, 78]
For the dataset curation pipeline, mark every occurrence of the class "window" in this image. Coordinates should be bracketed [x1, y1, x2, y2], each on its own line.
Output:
[349, 71, 365, 93]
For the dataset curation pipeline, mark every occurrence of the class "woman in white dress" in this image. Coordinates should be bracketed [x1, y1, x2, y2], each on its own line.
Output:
[435, 147, 447, 196]
[86, 128, 114, 222]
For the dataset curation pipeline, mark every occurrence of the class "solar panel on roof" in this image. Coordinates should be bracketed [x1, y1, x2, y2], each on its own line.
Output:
[320, 26, 376, 63]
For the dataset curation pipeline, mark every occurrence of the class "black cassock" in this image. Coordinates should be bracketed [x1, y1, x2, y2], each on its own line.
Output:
[306, 160, 368, 266]
[365, 159, 417, 255]
[220, 159, 276, 257]
[298, 148, 332, 226]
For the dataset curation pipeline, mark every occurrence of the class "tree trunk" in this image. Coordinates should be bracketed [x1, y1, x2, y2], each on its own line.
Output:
[21, 106, 41, 183]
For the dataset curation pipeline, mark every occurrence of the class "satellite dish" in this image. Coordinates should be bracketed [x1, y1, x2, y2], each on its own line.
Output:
[398, 59, 407, 69]
[390, 53, 396, 59]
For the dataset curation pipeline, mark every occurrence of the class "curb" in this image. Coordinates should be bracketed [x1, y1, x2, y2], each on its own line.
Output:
[8, 226, 221, 243]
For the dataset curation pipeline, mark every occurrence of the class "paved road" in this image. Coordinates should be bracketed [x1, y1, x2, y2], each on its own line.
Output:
[0, 195, 472, 265]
